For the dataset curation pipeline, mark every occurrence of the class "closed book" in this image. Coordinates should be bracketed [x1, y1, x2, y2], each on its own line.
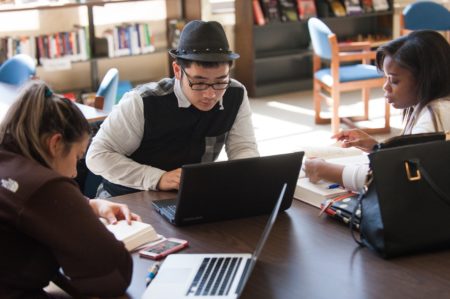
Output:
[294, 178, 350, 208]
[261, 0, 281, 22]
[105, 220, 160, 251]
[296, 0, 317, 20]
[327, 0, 346, 16]
[253, 0, 266, 25]
[372, 0, 388, 11]
[278, 0, 299, 21]
[344, 0, 363, 15]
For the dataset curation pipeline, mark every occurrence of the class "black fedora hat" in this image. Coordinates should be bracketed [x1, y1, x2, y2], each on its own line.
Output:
[169, 20, 239, 62]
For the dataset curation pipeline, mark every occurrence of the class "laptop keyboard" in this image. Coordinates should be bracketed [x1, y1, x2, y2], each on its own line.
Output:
[186, 257, 243, 297]
[160, 204, 177, 218]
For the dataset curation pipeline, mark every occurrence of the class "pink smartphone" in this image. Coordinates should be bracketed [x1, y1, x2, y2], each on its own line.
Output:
[139, 238, 189, 260]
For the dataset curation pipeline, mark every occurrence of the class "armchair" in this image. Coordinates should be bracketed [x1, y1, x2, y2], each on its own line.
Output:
[0, 54, 36, 86]
[94, 68, 119, 112]
[308, 17, 390, 134]
[400, 1, 450, 40]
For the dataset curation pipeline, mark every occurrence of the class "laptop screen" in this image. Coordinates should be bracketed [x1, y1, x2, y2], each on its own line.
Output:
[235, 183, 287, 296]
[154, 151, 303, 226]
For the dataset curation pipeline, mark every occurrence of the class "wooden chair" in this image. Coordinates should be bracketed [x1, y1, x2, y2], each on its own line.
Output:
[400, 1, 450, 41]
[307, 18, 390, 134]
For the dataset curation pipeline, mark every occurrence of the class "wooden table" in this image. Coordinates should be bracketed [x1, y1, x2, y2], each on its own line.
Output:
[0, 82, 108, 123]
[107, 191, 450, 299]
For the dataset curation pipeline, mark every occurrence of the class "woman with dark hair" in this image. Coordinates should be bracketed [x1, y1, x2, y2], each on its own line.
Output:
[0, 80, 140, 298]
[304, 30, 450, 191]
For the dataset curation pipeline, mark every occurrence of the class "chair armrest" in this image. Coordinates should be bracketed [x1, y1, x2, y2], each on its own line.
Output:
[94, 96, 104, 110]
[338, 50, 377, 62]
[338, 41, 371, 51]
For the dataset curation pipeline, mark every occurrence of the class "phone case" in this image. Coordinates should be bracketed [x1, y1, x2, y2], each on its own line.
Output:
[139, 239, 188, 260]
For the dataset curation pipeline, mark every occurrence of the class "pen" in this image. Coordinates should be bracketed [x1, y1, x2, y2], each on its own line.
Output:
[327, 183, 341, 189]
[318, 192, 355, 217]
[145, 262, 161, 287]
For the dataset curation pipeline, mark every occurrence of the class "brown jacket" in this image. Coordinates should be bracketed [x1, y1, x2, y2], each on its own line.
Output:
[0, 149, 132, 298]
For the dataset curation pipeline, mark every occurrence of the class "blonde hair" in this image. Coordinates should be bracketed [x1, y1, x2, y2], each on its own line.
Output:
[0, 80, 91, 167]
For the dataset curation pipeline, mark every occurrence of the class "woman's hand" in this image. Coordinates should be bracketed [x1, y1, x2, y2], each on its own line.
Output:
[304, 158, 327, 183]
[332, 129, 378, 153]
[90, 199, 142, 224]
[304, 158, 344, 185]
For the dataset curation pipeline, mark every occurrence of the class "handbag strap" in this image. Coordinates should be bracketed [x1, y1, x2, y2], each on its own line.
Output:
[350, 192, 364, 246]
[414, 159, 450, 207]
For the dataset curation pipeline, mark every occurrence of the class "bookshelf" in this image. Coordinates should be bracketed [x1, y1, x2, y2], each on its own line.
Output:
[0, 0, 201, 92]
[234, 0, 393, 98]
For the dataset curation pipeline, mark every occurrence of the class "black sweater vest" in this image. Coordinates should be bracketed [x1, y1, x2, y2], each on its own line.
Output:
[103, 85, 244, 196]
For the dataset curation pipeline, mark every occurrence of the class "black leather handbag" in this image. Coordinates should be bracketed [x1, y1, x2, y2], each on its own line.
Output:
[352, 132, 450, 258]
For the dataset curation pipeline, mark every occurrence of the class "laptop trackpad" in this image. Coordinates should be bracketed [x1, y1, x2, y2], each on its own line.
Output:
[157, 268, 191, 284]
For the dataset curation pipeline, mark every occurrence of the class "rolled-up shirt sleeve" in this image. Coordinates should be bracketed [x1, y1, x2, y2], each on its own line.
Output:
[342, 163, 370, 192]
[225, 86, 259, 160]
[86, 91, 165, 191]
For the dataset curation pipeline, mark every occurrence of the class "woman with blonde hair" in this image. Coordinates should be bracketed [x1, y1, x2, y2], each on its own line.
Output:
[0, 80, 140, 298]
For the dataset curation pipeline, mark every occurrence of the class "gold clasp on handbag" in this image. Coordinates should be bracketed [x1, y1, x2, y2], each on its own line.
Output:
[405, 161, 421, 181]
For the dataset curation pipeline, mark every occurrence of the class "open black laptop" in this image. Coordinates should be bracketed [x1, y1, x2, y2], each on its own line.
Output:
[152, 151, 304, 226]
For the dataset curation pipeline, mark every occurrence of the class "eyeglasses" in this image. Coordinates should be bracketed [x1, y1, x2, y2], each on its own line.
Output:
[180, 66, 231, 91]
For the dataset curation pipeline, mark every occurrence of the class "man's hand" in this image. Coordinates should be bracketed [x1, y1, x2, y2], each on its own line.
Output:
[90, 199, 142, 224]
[157, 168, 182, 191]
[332, 129, 378, 153]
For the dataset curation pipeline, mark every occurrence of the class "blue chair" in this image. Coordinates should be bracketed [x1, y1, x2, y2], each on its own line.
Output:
[308, 18, 390, 134]
[0, 54, 36, 86]
[400, 1, 450, 37]
[94, 68, 119, 112]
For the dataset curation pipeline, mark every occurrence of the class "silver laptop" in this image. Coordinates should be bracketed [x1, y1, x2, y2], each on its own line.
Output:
[142, 183, 287, 299]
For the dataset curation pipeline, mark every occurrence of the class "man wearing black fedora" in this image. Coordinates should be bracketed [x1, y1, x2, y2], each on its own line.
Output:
[86, 20, 259, 197]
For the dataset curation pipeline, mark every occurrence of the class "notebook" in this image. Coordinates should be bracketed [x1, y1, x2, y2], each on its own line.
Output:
[152, 152, 303, 226]
[142, 183, 287, 299]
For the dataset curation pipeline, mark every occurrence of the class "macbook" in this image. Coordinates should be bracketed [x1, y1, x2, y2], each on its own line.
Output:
[142, 183, 287, 299]
[152, 151, 303, 226]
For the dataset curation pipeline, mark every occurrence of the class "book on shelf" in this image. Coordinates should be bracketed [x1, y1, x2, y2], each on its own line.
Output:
[260, 0, 281, 22]
[0, 36, 37, 64]
[103, 23, 155, 58]
[296, 0, 317, 20]
[344, 0, 363, 15]
[253, 0, 266, 25]
[36, 26, 89, 65]
[104, 220, 161, 252]
[168, 19, 186, 50]
[278, 0, 299, 22]
[361, 0, 373, 12]
[327, 0, 346, 17]
[372, 0, 389, 11]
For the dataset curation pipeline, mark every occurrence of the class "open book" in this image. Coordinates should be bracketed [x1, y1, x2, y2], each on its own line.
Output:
[295, 154, 368, 208]
[105, 220, 160, 251]
[294, 178, 351, 208]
